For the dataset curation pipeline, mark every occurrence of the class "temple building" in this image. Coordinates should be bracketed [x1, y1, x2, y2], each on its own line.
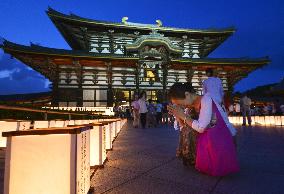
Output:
[1, 8, 270, 107]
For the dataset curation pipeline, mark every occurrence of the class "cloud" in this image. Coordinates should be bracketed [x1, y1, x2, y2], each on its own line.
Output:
[0, 53, 50, 95]
[0, 69, 15, 79]
[0, 76, 49, 94]
[0, 53, 22, 71]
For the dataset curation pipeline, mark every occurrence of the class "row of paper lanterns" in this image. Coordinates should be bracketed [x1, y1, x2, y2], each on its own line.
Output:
[229, 116, 284, 126]
[0, 118, 127, 194]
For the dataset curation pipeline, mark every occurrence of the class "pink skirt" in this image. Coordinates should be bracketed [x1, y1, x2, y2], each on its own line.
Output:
[195, 101, 240, 176]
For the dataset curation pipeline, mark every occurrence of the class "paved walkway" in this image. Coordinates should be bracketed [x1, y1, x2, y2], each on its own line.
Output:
[91, 123, 284, 194]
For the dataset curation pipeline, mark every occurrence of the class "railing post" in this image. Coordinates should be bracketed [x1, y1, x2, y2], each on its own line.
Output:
[44, 112, 48, 120]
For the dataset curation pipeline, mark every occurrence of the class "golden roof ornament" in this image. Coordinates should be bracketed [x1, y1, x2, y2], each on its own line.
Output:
[156, 20, 163, 27]
[121, 17, 163, 27]
[122, 17, 128, 24]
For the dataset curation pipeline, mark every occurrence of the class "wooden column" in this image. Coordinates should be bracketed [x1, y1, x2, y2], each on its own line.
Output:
[135, 63, 140, 92]
[108, 30, 115, 54]
[106, 62, 114, 107]
[74, 61, 83, 107]
[50, 60, 59, 107]
[162, 61, 168, 102]
[186, 68, 194, 83]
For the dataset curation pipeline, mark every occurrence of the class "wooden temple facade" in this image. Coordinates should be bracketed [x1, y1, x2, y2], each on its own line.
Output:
[1, 8, 270, 107]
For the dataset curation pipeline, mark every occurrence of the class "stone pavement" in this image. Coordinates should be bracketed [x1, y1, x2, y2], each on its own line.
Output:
[0, 124, 283, 194]
[91, 123, 284, 194]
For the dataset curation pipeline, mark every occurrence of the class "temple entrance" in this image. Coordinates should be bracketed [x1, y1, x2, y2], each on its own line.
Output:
[145, 90, 164, 102]
[113, 89, 135, 106]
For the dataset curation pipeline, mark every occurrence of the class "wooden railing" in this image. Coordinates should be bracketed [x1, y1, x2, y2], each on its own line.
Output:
[0, 105, 96, 120]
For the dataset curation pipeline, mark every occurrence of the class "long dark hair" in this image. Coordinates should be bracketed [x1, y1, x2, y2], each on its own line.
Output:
[168, 82, 196, 99]
[139, 91, 146, 99]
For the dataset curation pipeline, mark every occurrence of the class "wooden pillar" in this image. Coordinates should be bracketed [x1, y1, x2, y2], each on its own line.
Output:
[107, 62, 114, 107]
[108, 30, 115, 54]
[74, 61, 83, 107]
[186, 68, 194, 83]
[135, 63, 140, 93]
[44, 112, 48, 121]
[51, 63, 59, 107]
[162, 62, 168, 102]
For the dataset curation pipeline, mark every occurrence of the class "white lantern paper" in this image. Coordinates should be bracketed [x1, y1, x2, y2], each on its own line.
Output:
[259, 116, 265, 125]
[275, 116, 282, 126]
[3, 126, 91, 194]
[255, 116, 259, 125]
[33, 120, 49, 128]
[89, 123, 107, 167]
[251, 116, 255, 125]
[236, 116, 242, 125]
[0, 121, 31, 147]
[75, 120, 83, 125]
[68, 120, 75, 125]
[269, 116, 275, 125]
[101, 121, 113, 150]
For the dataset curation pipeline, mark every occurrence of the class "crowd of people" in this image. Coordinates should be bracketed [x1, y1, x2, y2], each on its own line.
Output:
[228, 100, 284, 116]
[131, 92, 169, 129]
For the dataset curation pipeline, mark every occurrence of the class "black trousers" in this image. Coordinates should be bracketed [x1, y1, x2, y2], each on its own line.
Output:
[140, 113, 147, 128]
[156, 112, 162, 124]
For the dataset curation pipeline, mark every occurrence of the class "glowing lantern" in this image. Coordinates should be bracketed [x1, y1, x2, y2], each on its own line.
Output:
[34, 120, 49, 128]
[275, 116, 282, 126]
[0, 121, 31, 147]
[3, 126, 91, 194]
[269, 116, 275, 125]
[251, 116, 255, 125]
[237, 116, 242, 125]
[89, 123, 107, 167]
[259, 116, 265, 125]
[68, 120, 75, 125]
[255, 116, 260, 125]
[100, 121, 114, 150]
[49, 120, 56, 127]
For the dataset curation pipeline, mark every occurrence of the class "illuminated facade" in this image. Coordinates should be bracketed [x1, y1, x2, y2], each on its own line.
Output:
[1, 8, 270, 107]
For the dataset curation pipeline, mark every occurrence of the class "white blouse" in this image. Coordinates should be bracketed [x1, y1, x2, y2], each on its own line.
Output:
[138, 99, 148, 114]
[191, 93, 236, 136]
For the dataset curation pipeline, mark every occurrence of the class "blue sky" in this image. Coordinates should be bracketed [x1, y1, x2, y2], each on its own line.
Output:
[0, 0, 283, 94]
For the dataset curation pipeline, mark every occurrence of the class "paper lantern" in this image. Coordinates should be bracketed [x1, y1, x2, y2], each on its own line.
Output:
[3, 126, 91, 194]
[228, 116, 233, 123]
[68, 120, 75, 126]
[236, 116, 241, 125]
[251, 116, 255, 125]
[259, 116, 265, 125]
[275, 116, 282, 126]
[0, 121, 31, 147]
[254, 116, 259, 125]
[68, 122, 107, 167]
[89, 123, 107, 167]
[34, 120, 49, 128]
[74, 120, 83, 125]
[269, 116, 275, 125]
[100, 121, 114, 150]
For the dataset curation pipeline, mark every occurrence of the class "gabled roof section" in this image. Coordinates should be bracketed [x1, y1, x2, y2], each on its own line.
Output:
[46, 8, 235, 57]
[125, 30, 183, 54]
